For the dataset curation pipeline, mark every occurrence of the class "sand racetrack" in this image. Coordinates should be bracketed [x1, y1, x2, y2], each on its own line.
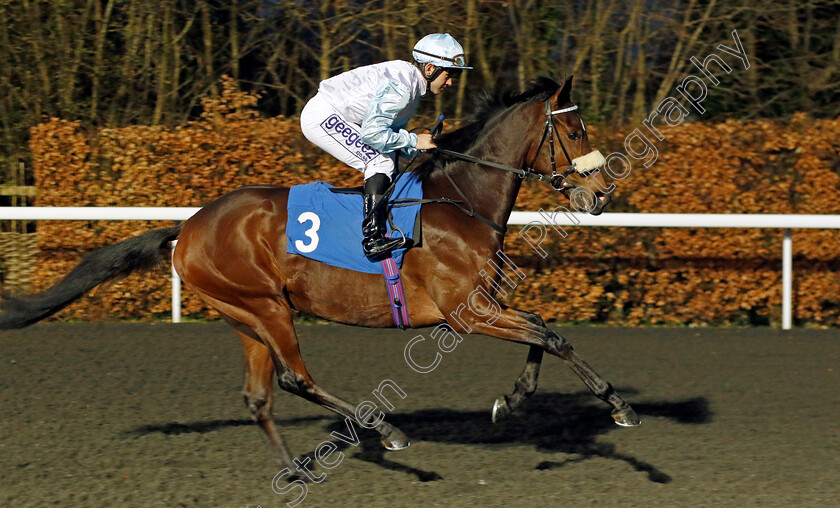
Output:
[1, 323, 838, 507]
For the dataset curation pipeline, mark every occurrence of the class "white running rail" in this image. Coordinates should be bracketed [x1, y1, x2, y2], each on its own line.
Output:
[3, 207, 838, 329]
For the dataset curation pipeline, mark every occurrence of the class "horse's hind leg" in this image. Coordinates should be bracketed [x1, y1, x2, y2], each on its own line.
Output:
[234, 297, 411, 452]
[239, 332, 296, 469]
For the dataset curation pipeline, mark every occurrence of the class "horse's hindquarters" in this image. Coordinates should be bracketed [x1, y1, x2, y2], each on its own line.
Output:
[174, 186, 291, 299]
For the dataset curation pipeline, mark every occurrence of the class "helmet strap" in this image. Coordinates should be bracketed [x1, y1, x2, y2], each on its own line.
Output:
[423, 64, 445, 88]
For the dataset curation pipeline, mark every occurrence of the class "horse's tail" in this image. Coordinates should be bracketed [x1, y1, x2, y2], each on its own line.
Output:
[0, 225, 181, 330]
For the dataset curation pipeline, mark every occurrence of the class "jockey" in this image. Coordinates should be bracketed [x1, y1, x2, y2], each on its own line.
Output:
[300, 33, 471, 258]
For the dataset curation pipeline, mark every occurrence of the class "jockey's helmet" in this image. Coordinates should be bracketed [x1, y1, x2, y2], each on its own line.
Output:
[412, 33, 473, 71]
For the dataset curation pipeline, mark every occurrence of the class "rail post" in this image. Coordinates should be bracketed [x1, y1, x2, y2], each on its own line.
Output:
[782, 229, 792, 330]
[171, 240, 181, 323]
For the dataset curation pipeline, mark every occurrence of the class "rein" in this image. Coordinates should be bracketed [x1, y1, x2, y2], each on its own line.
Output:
[431, 147, 562, 183]
[435, 101, 585, 188]
[385, 98, 592, 235]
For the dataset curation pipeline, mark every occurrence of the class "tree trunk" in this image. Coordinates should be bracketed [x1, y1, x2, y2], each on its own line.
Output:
[455, 0, 475, 120]
[230, 0, 240, 80]
[90, 0, 115, 123]
[202, 1, 218, 97]
[153, 1, 173, 125]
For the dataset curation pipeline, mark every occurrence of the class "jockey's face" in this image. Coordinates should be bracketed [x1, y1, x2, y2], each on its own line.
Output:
[424, 63, 458, 95]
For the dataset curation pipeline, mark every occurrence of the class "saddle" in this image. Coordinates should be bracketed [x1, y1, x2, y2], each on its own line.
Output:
[285, 172, 423, 274]
[284, 175, 423, 329]
[328, 185, 422, 250]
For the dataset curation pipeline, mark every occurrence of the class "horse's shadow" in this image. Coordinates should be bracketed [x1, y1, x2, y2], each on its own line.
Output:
[327, 390, 711, 484]
[127, 390, 711, 484]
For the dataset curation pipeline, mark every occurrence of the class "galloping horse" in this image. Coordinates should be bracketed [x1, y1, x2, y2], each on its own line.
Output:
[0, 76, 639, 474]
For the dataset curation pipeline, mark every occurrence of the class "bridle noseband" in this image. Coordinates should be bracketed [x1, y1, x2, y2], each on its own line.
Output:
[433, 98, 600, 192]
[525, 100, 599, 192]
[389, 96, 604, 234]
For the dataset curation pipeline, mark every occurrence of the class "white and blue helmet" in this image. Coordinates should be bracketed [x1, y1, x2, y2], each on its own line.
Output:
[412, 33, 473, 70]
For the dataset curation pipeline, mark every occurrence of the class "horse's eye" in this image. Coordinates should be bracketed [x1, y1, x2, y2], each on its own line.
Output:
[567, 131, 581, 141]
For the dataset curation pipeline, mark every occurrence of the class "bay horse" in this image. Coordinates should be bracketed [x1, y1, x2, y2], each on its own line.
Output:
[0, 76, 639, 476]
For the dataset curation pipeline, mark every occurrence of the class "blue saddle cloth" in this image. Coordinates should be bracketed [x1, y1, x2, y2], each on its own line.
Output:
[286, 172, 423, 274]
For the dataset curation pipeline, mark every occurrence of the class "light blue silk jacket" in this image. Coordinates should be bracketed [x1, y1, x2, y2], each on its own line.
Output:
[317, 60, 427, 159]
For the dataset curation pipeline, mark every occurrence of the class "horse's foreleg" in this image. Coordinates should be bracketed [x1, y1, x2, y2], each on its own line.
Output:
[450, 307, 639, 427]
[492, 309, 546, 422]
[543, 329, 640, 426]
[492, 345, 543, 423]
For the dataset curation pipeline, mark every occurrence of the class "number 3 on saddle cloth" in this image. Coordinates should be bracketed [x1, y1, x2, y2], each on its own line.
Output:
[286, 172, 423, 329]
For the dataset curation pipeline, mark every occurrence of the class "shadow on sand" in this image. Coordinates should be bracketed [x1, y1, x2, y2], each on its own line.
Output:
[127, 390, 711, 484]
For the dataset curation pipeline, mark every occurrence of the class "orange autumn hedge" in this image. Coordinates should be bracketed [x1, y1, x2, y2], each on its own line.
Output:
[29, 78, 358, 321]
[29, 81, 840, 326]
[510, 113, 840, 326]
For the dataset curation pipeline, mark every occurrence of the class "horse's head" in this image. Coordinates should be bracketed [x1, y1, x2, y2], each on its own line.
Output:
[525, 77, 611, 215]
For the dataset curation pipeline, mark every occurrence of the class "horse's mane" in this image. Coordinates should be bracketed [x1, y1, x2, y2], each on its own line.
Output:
[411, 76, 562, 182]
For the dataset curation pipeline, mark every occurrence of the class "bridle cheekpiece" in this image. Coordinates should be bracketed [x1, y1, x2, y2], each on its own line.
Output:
[525, 100, 601, 192]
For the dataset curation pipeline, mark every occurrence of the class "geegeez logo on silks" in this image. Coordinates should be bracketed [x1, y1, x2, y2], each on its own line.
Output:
[320, 114, 378, 163]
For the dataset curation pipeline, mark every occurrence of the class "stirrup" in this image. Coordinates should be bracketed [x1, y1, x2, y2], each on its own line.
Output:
[363, 234, 403, 258]
[362, 178, 401, 258]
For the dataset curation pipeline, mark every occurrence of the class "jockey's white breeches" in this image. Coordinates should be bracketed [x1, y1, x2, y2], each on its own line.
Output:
[300, 93, 396, 180]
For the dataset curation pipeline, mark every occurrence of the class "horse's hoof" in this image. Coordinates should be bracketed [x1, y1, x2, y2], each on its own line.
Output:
[612, 406, 641, 427]
[492, 395, 510, 423]
[381, 430, 411, 450]
[382, 438, 410, 451]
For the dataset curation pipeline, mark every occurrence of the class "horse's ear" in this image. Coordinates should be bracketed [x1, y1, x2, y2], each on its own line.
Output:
[557, 75, 574, 105]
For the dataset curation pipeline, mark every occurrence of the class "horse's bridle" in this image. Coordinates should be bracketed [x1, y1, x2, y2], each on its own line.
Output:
[433, 98, 600, 193]
[390, 97, 604, 235]
[527, 100, 598, 192]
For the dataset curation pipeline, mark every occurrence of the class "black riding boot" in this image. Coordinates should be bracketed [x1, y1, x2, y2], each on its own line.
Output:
[362, 174, 403, 258]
